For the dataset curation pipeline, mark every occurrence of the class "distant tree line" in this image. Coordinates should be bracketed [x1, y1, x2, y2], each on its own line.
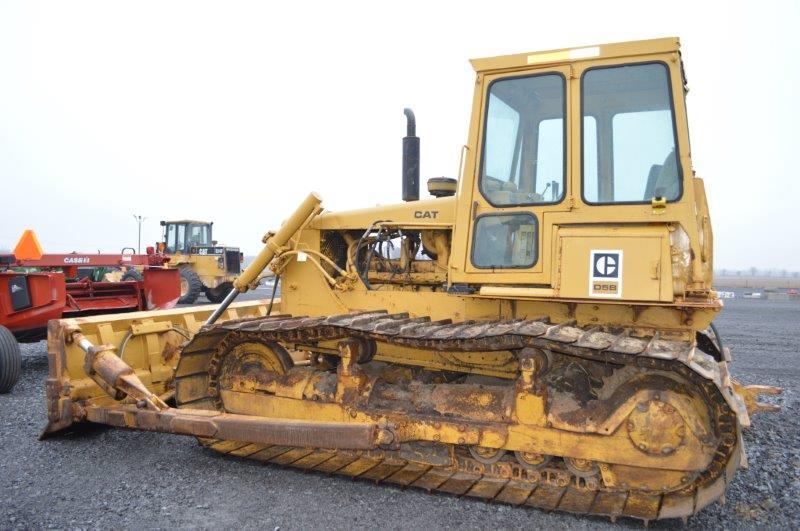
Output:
[715, 268, 800, 278]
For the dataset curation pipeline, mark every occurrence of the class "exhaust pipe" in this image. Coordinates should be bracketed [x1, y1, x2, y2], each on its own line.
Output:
[402, 108, 420, 202]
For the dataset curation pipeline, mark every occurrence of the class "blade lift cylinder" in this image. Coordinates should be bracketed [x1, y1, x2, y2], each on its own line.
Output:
[205, 192, 323, 325]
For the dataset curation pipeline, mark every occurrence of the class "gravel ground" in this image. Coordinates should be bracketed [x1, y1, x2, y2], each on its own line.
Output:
[0, 296, 796, 529]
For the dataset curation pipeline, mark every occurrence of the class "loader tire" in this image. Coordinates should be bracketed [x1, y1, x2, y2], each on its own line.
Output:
[121, 269, 143, 282]
[205, 282, 233, 303]
[0, 325, 22, 394]
[178, 268, 203, 304]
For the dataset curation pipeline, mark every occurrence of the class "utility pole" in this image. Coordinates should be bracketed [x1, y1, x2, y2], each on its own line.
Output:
[133, 214, 146, 253]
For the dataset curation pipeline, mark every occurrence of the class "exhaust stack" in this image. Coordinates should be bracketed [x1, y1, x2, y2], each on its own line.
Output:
[402, 108, 420, 202]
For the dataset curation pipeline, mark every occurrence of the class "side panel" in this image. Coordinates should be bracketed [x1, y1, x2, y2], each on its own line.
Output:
[0, 272, 66, 338]
[557, 226, 670, 302]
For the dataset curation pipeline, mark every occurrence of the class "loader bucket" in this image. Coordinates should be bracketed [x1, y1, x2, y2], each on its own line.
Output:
[42, 299, 276, 437]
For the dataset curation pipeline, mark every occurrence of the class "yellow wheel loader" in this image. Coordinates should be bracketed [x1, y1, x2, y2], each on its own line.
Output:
[159, 220, 243, 303]
[42, 38, 780, 523]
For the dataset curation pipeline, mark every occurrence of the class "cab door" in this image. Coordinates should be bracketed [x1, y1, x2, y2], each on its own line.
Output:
[462, 65, 572, 285]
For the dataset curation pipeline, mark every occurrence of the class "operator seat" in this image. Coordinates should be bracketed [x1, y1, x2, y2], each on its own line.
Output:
[646, 149, 680, 200]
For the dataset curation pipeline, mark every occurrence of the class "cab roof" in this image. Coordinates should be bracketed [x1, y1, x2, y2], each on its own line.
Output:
[470, 37, 680, 73]
[164, 220, 212, 225]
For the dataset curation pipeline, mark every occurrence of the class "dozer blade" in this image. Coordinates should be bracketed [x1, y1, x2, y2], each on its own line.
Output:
[42, 299, 278, 437]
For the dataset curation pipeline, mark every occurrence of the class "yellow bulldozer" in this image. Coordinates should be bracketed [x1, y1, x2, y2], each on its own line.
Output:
[158, 219, 243, 303]
[41, 38, 780, 523]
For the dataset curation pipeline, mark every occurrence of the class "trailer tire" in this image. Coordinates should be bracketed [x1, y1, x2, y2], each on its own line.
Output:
[121, 269, 143, 282]
[179, 268, 203, 304]
[205, 282, 233, 303]
[0, 325, 22, 394]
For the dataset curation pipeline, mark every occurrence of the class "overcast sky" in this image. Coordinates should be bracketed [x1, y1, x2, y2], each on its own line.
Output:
[1, 0, 798, 270]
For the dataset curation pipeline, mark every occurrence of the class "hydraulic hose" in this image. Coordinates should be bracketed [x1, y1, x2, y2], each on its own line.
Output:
[710, 321, 724, 353]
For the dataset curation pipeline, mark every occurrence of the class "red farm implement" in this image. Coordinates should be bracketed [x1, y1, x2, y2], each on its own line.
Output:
[0, 230, 181, 392]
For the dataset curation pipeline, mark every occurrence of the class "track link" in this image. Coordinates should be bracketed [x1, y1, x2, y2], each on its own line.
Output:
[175, 310, 746, 522]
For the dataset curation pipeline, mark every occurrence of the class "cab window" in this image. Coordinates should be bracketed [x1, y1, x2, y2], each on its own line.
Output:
[165, 224, 177, 254]
[187, 224, 210, 247]
[175, 224, 187, 253]
[472, 213, 538, 269]
[480, 74, 565, 206]
[582, 62, 681, 204]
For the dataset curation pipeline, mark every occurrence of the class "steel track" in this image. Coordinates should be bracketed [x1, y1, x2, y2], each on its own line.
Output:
[175, 311, 742, 522]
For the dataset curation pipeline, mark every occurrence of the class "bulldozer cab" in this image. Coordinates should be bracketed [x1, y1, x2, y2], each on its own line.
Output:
[449, 38, 711, 301]
[161, 220, 213, 255]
